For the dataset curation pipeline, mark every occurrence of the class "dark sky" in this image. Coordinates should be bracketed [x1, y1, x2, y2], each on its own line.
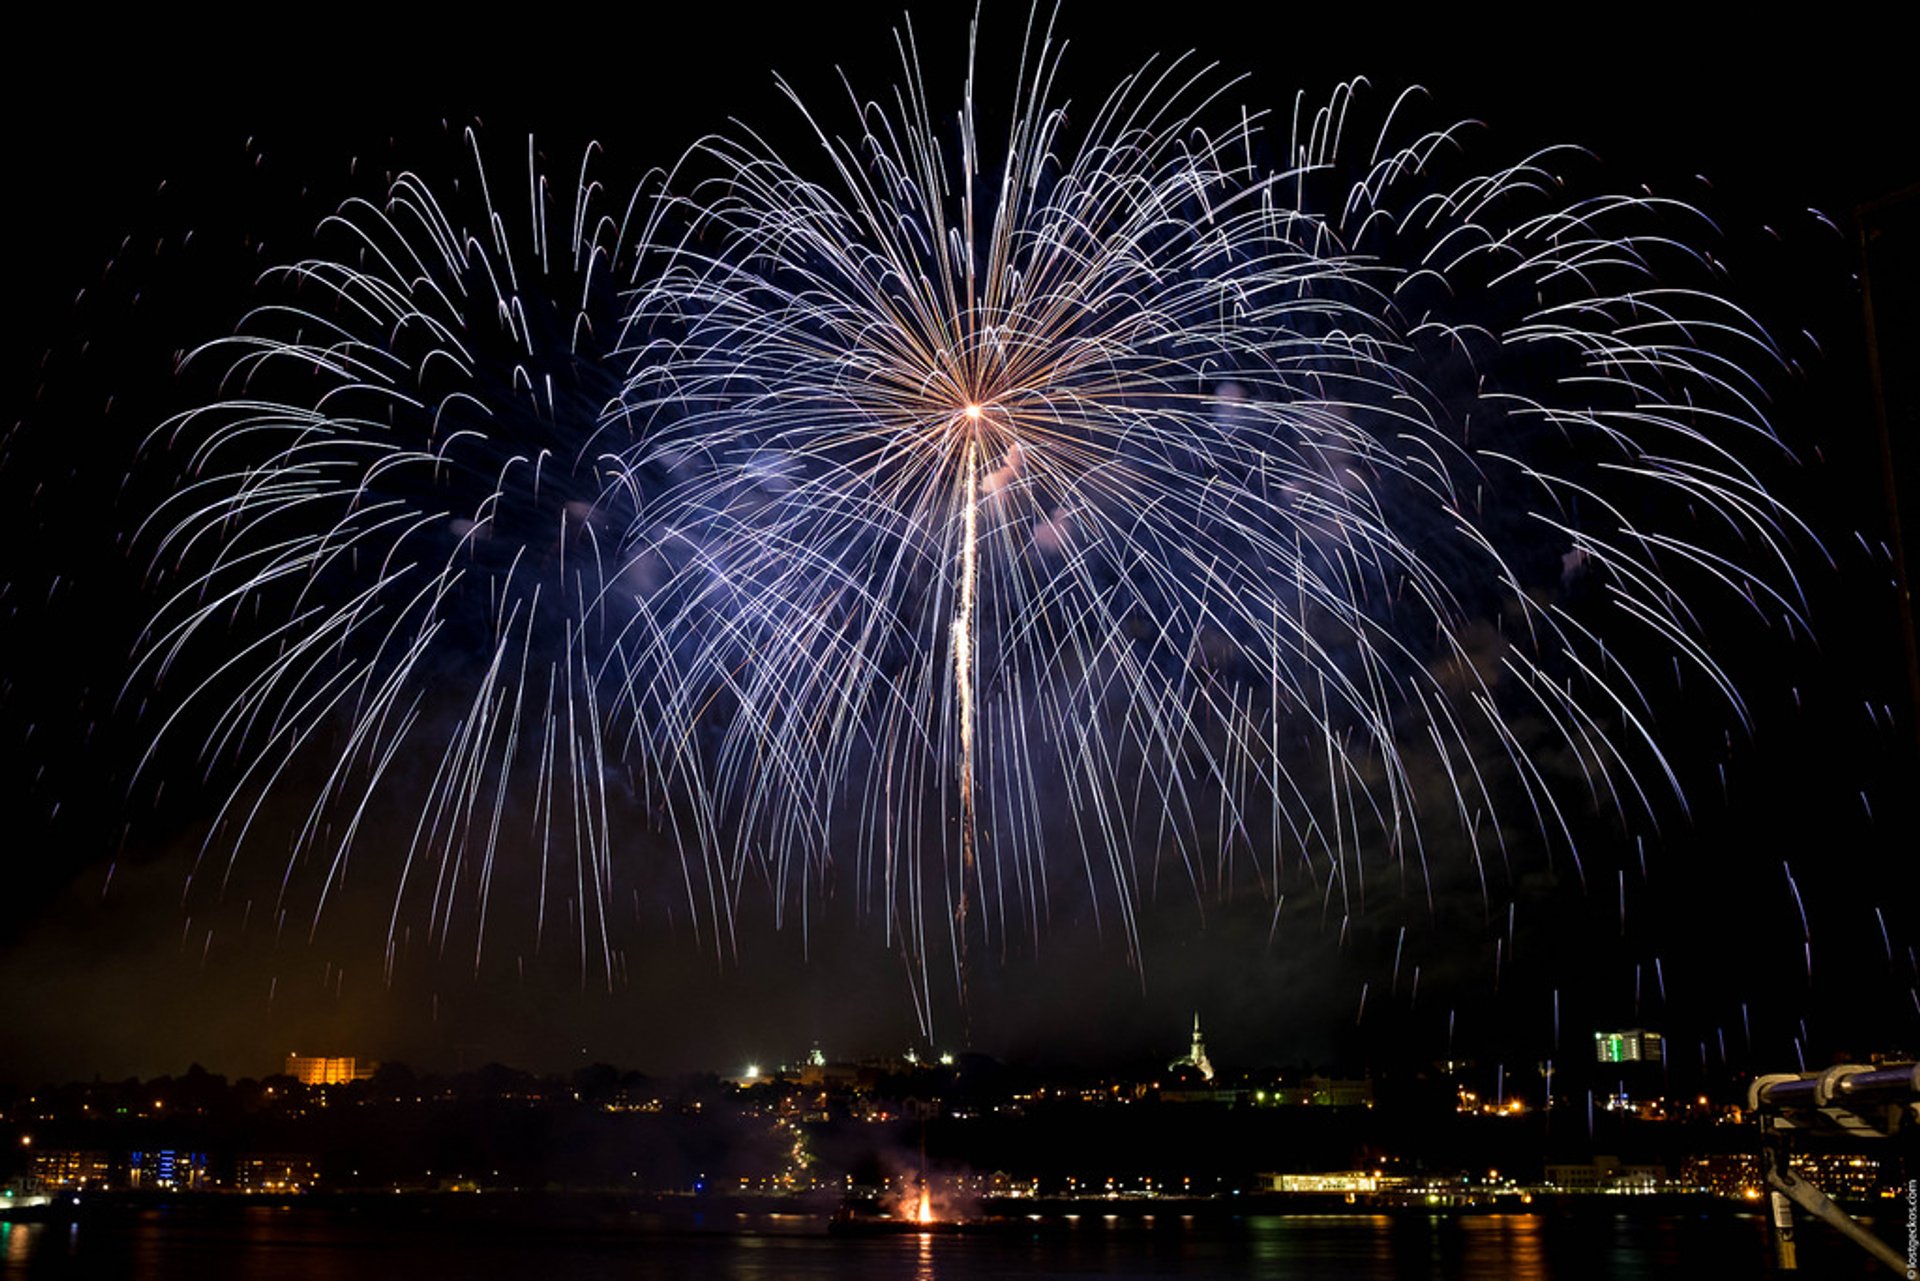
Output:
[3, 4, 1914, 1087]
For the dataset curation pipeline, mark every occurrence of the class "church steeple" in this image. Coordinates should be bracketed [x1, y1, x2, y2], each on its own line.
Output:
[1171, 1011, 1215, 1082]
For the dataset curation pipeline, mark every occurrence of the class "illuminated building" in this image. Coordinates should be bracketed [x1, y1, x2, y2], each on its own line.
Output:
[1261, 1172, 1380, 1193]
[29, 1149, 113, 1190]
[1544, 1156, 1666, 1193]
[1593, 1029, 1664, 1064]
[1687, 1154, 1763, 1197]
[1169, 1013, 1215, 1082]
[128, 1150, 208, 1190]
[236, 1153, 320, 1193]
[283, 1054, 377, 1085]
[1681, 1153, 1900, 1202]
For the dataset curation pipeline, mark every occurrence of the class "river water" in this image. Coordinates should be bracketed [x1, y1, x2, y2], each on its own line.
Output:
[0, 1205, 1888, 1277]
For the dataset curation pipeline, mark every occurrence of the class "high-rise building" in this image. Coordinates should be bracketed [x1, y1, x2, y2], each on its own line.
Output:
[1593, 1029, 1664, 1064]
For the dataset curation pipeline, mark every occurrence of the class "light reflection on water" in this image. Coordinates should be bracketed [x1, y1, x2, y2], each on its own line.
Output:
[2, 1221, 42, 1266]
[1458, 1213, 1544, 1279]
[0, 1206, 1886, 1278]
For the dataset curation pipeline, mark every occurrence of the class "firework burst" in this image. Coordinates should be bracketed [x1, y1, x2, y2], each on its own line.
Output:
[621, 21, 1812, 1020]
[128, 16, 1814, 1033]
[130, 131, 674, 979]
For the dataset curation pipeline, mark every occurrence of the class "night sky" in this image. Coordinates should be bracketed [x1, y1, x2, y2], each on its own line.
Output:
[4, 4, 1914, 1087]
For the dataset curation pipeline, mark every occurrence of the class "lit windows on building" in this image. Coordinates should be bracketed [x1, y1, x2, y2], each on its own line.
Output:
[1593, 1029, 1664, 1064]
[236, 1153, 320, 1193]
[29, 1149, 113, 1190]
[1544, 1157, 1665, 1193]
[283, 1054, 377, 1085]
[1261, 1172, 1380, 1193]
[128, 1150, 208, 1190]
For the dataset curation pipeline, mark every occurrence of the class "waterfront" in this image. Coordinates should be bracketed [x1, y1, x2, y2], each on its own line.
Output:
[0, 1203, 1891, 1278]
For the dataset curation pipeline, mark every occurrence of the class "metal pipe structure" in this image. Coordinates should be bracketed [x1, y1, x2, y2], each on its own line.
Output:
[1764, 1156, 1905, 1273]
[1753, 1064, 1920, 1114]
[1748, 1062, 1917, 1273]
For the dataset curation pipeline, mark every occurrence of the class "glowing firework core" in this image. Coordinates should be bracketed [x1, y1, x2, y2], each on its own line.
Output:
[953, 436, 982, 986]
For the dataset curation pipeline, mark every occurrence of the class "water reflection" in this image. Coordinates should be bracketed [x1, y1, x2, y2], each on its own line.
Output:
[0, 1205, 1883, 1278]
[4, 1221, 45, 1266]
[1457, 1214, 1545, 1281]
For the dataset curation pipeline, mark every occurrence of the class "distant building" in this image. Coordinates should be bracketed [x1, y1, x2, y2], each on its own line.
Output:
[1685, 1153, 1762, 1198]
[236, 1153, 320, 1193]
[1593, 1029, 1663, 1064]
[1313, 1076, 1373, 1107]
[1248, 1075, 1375, 1108]
[1169, 1013, 1215, 1082]
[29, 1150, 113, 1190]
[1260, 1171, 1380, 1193]
[128, 1150, 208, 1190]
[1544, 1156, 1665, 1193]
[796, 1051, 861, 1091]
[1787, 1153, 1889, 1200]
[283, 1054, 377, 1085]
[1683, 1152, 1899, 1201]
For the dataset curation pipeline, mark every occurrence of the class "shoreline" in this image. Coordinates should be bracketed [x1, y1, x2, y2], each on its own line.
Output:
[6, 1186, 1895, 1227]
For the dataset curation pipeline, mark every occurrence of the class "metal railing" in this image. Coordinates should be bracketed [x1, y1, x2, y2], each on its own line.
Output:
[1748, 1063, 1917, 1272]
